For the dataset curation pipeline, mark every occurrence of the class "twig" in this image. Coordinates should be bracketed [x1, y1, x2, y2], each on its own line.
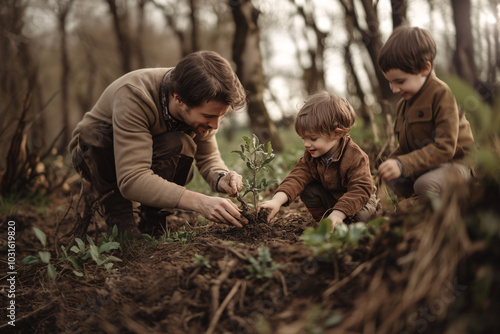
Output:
[323, 251, 389, 298]
[205, 280, 242, 334]
[210, 258, 237, 318]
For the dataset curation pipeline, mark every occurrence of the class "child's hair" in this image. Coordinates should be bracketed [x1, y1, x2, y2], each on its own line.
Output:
[378, 25, 437, 74]
[295, 91, 356, 138]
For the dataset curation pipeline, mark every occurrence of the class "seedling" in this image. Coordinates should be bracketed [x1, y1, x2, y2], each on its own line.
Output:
[21, 227, 56, 280]
[232, 134, 277, 223]
[192, 254, 211, 268]
[246, 246, 282, 280]
[21, 225, 123, 279]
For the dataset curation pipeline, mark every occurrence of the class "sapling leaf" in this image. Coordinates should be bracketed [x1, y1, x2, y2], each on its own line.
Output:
[75, 238, 86, 253]
[99, 241, 120, 253]
[21, 255, 39, 266]
[33, 227, 47, 247]
[47, 263, 56, 280]
[73, 270, 84, 277]
[39, 251, 51, 264]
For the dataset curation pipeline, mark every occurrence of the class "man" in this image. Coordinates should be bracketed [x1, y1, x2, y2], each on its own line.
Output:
[69, 51, 248, 236]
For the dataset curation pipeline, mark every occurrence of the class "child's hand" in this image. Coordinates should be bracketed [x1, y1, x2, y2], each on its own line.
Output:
[378, 159, 402, 181]
[258, 200, 281, 223]
[327, 210, 346, 232]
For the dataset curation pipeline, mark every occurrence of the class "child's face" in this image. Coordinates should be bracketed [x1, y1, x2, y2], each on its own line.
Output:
[383, 67, 430, 100]
[301, 132, 341, 159]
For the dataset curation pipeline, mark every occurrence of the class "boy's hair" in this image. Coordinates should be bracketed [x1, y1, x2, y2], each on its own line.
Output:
[378, 26, 437, 74]
[295, 91, 356, 138]
[167, 50, 247, 110]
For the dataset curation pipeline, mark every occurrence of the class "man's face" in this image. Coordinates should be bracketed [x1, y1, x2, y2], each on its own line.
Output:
[383, 68, 429, 101]
[177, 100, 230, 137]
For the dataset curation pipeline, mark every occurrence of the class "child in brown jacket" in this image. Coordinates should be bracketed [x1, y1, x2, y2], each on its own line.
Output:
[377, 26, 475, 199]
[258, 91, 378, 230]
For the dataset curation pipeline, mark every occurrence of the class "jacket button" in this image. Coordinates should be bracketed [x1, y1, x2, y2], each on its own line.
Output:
[418, 110, 424, 117]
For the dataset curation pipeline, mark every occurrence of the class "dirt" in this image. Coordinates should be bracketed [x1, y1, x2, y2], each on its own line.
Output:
[1, 179, 499, 334]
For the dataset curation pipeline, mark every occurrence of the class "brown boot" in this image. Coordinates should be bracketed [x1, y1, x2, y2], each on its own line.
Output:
[138, 205, 172, 235]
[100, 191, 141, 238]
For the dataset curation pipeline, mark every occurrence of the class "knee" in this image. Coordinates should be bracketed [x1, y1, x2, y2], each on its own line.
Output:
[413, 175, 439, 196]
[153, 132, 196, 160]
[300, 182, 327, 208]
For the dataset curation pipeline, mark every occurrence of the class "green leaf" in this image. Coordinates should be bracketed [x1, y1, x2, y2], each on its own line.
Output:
[21, 255, 39, 266]
[47, 263, 56, 280]
[104, 263, 114, 271]
[89, 245, 103, 265]
[73, 270, 84, 277]
[112, 225, 118, 239]
[39, 251, 51, 264]
[332, 222, 348, 240]
[33, 227, 47, 247]
[99, 241, 120, 253]
[75, 238, 86, 253]
[324, 312, 343, 327]
[67, 256, 80, 269]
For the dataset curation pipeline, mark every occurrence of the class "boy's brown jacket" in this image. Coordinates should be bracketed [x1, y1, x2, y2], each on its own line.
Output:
[276, 136, 374, 218]
[390, 72, 474, 178]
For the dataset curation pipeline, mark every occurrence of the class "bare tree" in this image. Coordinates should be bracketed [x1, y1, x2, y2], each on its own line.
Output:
[189, 0, 199, 51]
[54, 0, 75, 149]
[391, 0, 408, 29]
[0, 0, 38, 170]
[230, 0, 283, 153]
[152, 0, 191, 56]
[451, 0, 477, 88]
[292, 0, 327, 94]
[107, 0, 132, 73]
[339, 0, 396, 147]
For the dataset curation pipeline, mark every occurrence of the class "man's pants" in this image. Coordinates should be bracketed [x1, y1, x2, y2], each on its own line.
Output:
[386, 162, 471, 199]
[70, 122, 195, 228]
[299, 181, 379, 222]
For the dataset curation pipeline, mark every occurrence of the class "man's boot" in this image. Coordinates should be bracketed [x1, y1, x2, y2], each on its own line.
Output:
[138, 205, 173, 235]
[100, 191, 141, 238]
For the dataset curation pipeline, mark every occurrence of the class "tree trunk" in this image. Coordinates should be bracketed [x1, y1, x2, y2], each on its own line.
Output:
[230, 0, 283, 153]
[344, 44, 379, 142]
[57, 0, 74, 151]
[107, 0, 132, 73]
[189, 0, 199, 51]
[451, 0, 477, 88]
[293, 0, 327, 94]
[136, 0, 147, 68]
[391, 0, 408, 29]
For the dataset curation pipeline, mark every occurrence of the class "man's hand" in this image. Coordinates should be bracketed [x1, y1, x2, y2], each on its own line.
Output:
[378, 159, 402, 181]
[177, 190, 247, 228]
[327, 210, 346, 232]
[258, 192, 288, 222]
[217, 171, 243, 197]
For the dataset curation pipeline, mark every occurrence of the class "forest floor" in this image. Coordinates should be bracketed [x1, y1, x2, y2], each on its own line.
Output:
[1, 176, 500, 334]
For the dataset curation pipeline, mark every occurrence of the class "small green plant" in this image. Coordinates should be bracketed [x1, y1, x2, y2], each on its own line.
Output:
[21, 227, 56, 280]
[300, 218, 387, 262]
[233, 134, 276, 209]
[192, 253, 211, 268]
[21, 225, 123, 279]
[232, 134, 277, 222]
[246, 246, 282, 280]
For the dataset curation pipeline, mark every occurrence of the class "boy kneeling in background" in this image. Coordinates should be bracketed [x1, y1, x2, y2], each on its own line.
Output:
[259, 91, 378, 230]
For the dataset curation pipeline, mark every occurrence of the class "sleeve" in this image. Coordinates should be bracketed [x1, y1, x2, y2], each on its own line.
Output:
[275, 156, 314, 206]
[113, 85, 186, 208]
[398, 89, 459, 178]
[194, 131, 230, 191]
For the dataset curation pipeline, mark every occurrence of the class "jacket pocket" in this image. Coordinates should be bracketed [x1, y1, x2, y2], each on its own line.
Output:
[407, 106, 433, 124]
